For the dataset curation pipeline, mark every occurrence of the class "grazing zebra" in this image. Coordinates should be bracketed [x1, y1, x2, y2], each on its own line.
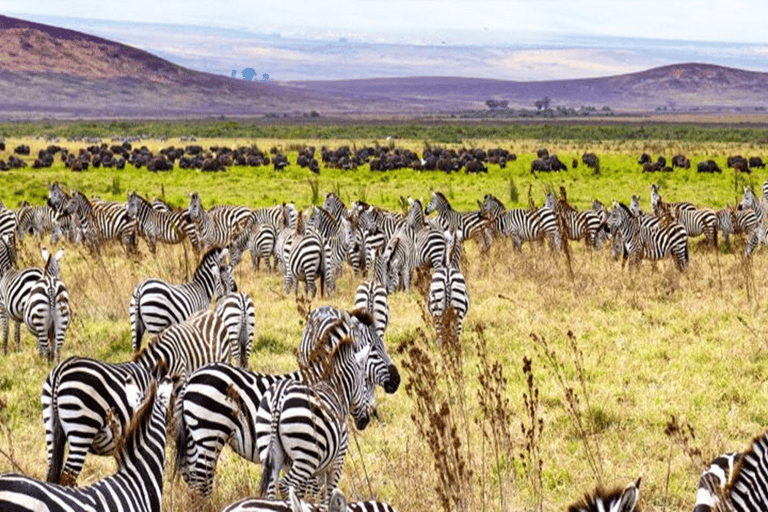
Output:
[717, 205, 757, 251]
[130, 247, 229, 352]
[608, 201, 689, 272]
[479, 194, 561, 252]
[282, 219, 330, 298]
[567, 478, 640, 512]
[425, 191, 492, 251]
[255, 342, 372, 502]
[650, 186, 717, 248]
[230, 221, 278, 272]
[41, 356, 151, 485]
[222, 487, 398, 512]
[24, 248, 70, 363]
[152, 197, 201, 253]
[0, 376, 174, 512]
[214, 291, 255, 368]
[188, 191, 251, 253]
[309, 205, 353, 279]
[174, 307, 398, 498]
[16, 203, 62, 244]
[545, 191, 602, 249]
[382, 227, 415, 293]
[428, 231, 469, 343]
[0, 244, 59, 355]
[126, 191, 188, 253]
[693, 452, 742, 512]
[740, 187, 768, 256]
[355, 277, 389, 342]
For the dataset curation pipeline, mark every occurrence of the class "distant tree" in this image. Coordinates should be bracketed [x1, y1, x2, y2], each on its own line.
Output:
[534, 96, 550, 111]
[261, 73, 270, 81]
[241, 68, 257, 80]
[486, 99, 499, 110]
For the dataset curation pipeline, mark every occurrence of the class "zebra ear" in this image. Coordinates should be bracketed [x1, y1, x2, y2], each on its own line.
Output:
[41, 246, 50, 263]
[54, 248, 65, 262]
[618, 478, 641, 511]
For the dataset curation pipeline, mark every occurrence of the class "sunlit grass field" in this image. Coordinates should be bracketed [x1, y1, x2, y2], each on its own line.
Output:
[1, 133, 768, 511]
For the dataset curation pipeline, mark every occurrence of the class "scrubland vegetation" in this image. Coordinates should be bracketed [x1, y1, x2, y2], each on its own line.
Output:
[0, 128, 767, 511]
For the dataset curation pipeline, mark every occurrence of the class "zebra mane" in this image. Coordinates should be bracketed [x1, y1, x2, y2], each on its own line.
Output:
[567, 478, 641, 512]
[725, 428, 768, 510]
[616, 202, 633, 217]
[112, 378, 158, 466]
[349, 307, 375, 328]
[433, 190, 450, 208]
[300, 316, 355, 382]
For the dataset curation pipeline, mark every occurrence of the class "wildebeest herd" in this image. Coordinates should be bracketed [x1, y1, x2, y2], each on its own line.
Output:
[2, 140, 768, 510]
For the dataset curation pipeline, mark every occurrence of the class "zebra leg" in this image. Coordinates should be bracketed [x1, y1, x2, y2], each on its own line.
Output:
[14, 319, 21, 352]
[1, 307, 7, 355]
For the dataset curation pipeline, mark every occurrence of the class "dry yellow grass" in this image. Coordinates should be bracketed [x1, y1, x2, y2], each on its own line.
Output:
[1, 229, 767, 512]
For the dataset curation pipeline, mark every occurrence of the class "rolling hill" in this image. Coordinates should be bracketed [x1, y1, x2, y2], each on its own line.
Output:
[0, 14, 766, 119]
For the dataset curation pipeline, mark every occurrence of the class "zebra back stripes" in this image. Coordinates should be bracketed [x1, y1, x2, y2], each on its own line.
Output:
[126, 191, 187, 252]
[694, 452, 742, 512]
[222, 487, 399, 512]
[130, 247, 228, 351]
[24, 248, 70, 363]
[214, 291, 255, 368]
[188, 191, 251, 253]
[41, 356, 152, 485]
[428, 231, 469, 343]
[0, 377, 174, 512]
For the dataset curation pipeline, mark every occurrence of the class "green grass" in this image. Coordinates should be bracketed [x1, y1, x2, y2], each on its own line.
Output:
[1, 133, 768, 511]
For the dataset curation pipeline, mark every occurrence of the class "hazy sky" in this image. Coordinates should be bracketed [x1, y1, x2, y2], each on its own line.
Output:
[4, 1, 768, 80]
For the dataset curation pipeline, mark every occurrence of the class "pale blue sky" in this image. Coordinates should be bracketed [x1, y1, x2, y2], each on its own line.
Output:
[3, 1, 768, 80]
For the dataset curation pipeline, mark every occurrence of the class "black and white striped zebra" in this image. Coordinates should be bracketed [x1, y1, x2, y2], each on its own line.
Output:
[545, 191, 603, 249]
[1, 245, 59, 356]
[151, 197, 201, 254]
[215, 291, 255, 368]
[382, 226, 415, 293]
[255, 342, 372, 502]
[222, 487, 399, 512]
[0, 204, 18, 249]
[16, 203, 62, 244]
[308, 205, 353, 279]
[425, 191, 492, 251]
[188, 191, 251, 253]
[41, 356, 151, 485]
[717, 205, 758, 251]
[282, 215, 330, 298]
[692, 429, 768, 511]
[126, 191, 189, 253]
[608, 201, 689, 272]
[24, 248, 70, 363]
[174, 307, 398, 498]
[0, 376, 174, 512]
[567, 478, 640, 512]
[480, 194, 561, 252]
[355, 274, 389, 342]
[130, 247, 229, 352]
[650, 185, 718, 248]
[740, 187, 768, 256]
[428, 231, 469, 343]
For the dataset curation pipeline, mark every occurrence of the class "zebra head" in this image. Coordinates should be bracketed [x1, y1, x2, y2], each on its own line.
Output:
[567, 478, 640, 512]
[187, 192, 203, 221]
[424, 191, 445, 216]
[630, 195, 643, 216]
[125, 191, 141, 220]
[740, 186, 758, 210]
[650, 183, 661, 209]
[349, 308, 400, 396]
[47, 182, 67, 211]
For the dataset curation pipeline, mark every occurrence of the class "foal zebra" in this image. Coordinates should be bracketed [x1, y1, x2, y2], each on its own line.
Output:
[0, 376, 175, 512]
[130, 247, 229, 352]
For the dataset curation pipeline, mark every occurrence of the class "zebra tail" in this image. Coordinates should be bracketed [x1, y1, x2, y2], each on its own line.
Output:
[258, 388, 283, 498]
[130, 289, 145, 352]
[172, 383, 189, 481]
[45, 364, 68, 483]
[238, 311, 248, 369]
[319, 245, 326, 299]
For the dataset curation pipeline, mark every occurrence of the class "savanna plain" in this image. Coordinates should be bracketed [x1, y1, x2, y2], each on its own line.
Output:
[1, 123, 768, 512]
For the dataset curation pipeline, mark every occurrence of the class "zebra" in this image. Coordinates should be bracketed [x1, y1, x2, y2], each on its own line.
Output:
[130, 246, 229, 352]
[126, 191, 188, 253]
[650, 186, 718, 248]
[479, 194, 561, 252]
[174, 307, 398, 499]
[355, 268, 390, 342]
[255, 341, 372, 502]
[545, 191, 603, 249]
[650, 183, 696, 216]
[381, 227, 415, 293]
[567, 478, 640, 512]
[717, 205, 758, 251]
[57, 191, 137, 255]
[151, 197, 201, 254]
[222, 487, 399, 512]
[230, 221, 278, 272]
[24, 248, 70, 363]
[0, 376, 175, 512]
[41, 356, 152, 485]
[608, 201, 689, 272]
[308, 205, 353, 280]
[428, 231, 469, 343]
[740, 187, 768, 256]
[692, 429, 768, 511]
[282, 216, 330, 298]
[693, 452, 742, 512]
[0, 204, 18, 249]
[15, 203, 62, 244]
[188, 191, 251, 253]
[425, 191, 492, 252]
[214, 291, 255, 368]
[0, 244, 60, 356]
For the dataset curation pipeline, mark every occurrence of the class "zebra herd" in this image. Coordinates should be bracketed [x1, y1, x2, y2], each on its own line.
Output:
[4, 180, 768, 511]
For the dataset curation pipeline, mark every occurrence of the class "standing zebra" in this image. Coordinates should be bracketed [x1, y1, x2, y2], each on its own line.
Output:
[479, 194, 561, 252]
[0, 376, 175, 512]
[1, 244, 60, 356]
[255, 342, 372, 502]
[650, 185, 718, 249]
[188, 192, 251, 253]
[174, 307, 398, 499]
[355, 257, 390, 341]
[0, 205, 17, 248]
[428, 231, 469, 344]
[425, 191, 492, 252]
[130, 247, 229, 352]
[16, 203, 62, 244]
[545, 191, 603, 249]
[567, 478, 640, 512]
[717, 205, 757, 252]
[214, 291, 255, 368]
[24, 248, 70, 363]
[608, 201, 689, 272]
[282, 216, 330, 298]
[41, 356, 151, 485]
[740, 187, 768, 256]
[126, 191, 188, 253]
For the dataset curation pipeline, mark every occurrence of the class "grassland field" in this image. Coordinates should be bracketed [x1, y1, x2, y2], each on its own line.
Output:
[1, 129, 768, 512]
